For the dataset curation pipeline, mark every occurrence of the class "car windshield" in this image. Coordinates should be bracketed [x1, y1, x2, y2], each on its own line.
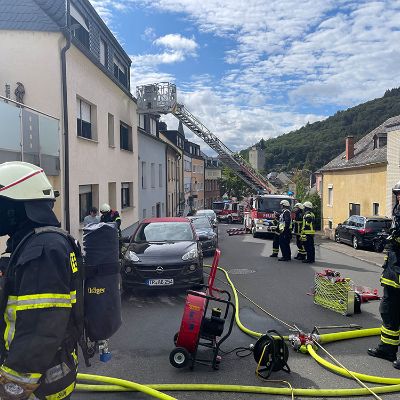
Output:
[134, 222, 194, 242]
[257, 197, 294, 212]
[366, 220, 391, 230]
[191, 217, 212, 229]
[197, 210, 215, 218]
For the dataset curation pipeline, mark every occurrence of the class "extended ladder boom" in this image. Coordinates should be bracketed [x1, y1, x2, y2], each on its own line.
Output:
[136, 82, 274, 193]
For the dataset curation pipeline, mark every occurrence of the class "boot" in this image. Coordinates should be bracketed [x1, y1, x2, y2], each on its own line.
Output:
[278, 257, 291, 261]
[269, 254, 278, 258]
[393, 360, 400, 369]
[367, 347, 396, 362]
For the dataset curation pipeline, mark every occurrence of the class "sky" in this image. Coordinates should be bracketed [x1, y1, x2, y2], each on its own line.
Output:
[89, 0, 400, 154]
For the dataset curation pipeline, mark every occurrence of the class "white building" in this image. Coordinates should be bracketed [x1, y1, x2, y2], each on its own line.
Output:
[138, 114, 166, 220]
[0, 0, 139, 240]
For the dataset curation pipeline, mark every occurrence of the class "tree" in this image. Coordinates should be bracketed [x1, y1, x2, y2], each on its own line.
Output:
[220, 167, 251, 199]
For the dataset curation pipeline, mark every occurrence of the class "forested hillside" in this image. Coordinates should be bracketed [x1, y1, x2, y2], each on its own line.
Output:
[244, 87, 400, 172]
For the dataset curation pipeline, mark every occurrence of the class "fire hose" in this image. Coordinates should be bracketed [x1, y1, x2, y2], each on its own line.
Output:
[75, 265, 400, 398]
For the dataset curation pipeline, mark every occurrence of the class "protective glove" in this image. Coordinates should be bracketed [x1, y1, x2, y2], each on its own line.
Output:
[0, 373, 39, 400]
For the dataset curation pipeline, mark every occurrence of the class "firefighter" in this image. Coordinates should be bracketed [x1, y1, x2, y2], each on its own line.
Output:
[269, 211, 281, 258]
[293, 203, 306, 260]
[368, 181, 400, 368]
[278, 200, 292, 261]
[301, 201, 315, 264]
[0, 161, 81, 400]
[100, 203, 121, 234]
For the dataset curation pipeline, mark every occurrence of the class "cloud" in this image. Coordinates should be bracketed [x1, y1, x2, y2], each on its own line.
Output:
[154, 33, 198, 53]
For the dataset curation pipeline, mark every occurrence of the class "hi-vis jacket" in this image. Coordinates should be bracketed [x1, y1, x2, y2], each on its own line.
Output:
[0, 225, 82, 400]
[301, 211, 316, 235]
[293, 209, 303, 235]
[279, 209, 292, 233]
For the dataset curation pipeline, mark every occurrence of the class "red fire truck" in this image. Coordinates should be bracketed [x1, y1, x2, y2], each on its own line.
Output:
[217, 201, 245, 224]
[244, 194, 296, 238]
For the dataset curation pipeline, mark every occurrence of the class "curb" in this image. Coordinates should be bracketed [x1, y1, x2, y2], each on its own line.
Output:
[318, 242, 383, 267]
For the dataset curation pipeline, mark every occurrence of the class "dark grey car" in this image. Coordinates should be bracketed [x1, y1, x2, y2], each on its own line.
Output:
[189, 216, 218, 255]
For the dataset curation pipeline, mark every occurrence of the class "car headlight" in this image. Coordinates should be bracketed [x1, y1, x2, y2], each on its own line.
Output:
[182, 248, 198, 261]
[258, 219, 264, 224]
[125, 251, 139, 262]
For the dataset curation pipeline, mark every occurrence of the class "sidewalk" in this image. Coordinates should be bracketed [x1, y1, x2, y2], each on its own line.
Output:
[315, 232, 385, 267]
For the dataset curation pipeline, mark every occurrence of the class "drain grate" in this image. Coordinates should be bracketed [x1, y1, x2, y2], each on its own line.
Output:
[228, 268, 256, 275]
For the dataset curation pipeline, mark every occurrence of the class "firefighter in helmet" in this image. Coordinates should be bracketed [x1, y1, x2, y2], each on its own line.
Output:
[0, 162, 81, 400]
[278, 200, 292, 261]
[293, 203, 307, 260]
[269, 211, 281, 258]
[368, 180, 400, 368]
[301, 201, 315, 263]
[100, 203, 121, 235]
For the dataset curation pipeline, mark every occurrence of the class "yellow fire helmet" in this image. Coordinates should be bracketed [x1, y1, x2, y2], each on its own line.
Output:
[0, 161, 55, 201]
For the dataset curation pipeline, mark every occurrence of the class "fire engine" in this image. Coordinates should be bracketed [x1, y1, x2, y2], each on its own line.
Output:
[217, 201, 245, 224]
[244, 194, 295, 238]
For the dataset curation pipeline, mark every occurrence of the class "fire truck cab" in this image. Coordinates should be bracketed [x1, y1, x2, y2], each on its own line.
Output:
[218, 201, 245, 224]
[244, 194, 295, 238]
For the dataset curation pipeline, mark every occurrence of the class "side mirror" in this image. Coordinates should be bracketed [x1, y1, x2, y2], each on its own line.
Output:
[198, 235, 208, 241]
[121, 236, 131, 243]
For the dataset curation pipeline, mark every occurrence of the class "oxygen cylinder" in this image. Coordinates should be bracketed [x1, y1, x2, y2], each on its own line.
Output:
[83, 222, 122, 341]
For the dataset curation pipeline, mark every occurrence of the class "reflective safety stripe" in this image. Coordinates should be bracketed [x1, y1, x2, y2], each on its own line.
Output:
[380, 277, 400, 288]
[0, 365, 41, 384]
[45, 381, 75, 400]
[381, 325, 400, 336]
[381, 336, 400, 346]
[272, 249, 279, 254]
[302, 212, 315, 234]
[3, 292, 76, 350]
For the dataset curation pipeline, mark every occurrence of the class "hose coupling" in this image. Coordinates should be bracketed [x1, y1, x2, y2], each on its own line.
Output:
[289, 332, 320, 352]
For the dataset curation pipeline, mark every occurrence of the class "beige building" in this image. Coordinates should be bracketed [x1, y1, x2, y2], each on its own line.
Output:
[204, 156, 222, 208]
[319, 116, 400, 238]
[249, 145, 265, 171]
[0, 0, 139, 240]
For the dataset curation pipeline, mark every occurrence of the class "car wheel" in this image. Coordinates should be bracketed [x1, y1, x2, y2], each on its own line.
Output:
[335, 232, 341, 243]
[352, 236, 359, 249]
[169, 347, 191, 369]
[227, 216, 232, 224]
[252, 226, 259, 238]
[373, 240, 385, 253]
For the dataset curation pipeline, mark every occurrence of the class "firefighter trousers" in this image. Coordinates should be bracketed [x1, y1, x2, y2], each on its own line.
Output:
[377, 286, 400, 356]
[295, 235, 306, 258]
[304, 235, 315, 262]
[279, 232, 291, 259]
[272, 234, 280, 255]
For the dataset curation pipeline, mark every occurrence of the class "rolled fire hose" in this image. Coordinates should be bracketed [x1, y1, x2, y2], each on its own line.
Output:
[76, 265, 398, 398]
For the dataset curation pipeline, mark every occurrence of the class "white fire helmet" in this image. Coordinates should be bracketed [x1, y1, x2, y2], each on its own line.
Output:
[303, 201, 313, 209]
[0, 161, 55, 201]
[294, 202, 304, 210]
[100, 203, 111, 213]
[280, 200, 290, 207]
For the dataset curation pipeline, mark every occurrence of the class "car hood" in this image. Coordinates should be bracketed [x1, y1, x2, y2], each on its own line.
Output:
[195, 228, 215, 237]
[129, 241, 196, 258]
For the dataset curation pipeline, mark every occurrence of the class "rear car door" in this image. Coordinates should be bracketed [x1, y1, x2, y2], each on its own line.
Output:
[344, 216, 357, 242]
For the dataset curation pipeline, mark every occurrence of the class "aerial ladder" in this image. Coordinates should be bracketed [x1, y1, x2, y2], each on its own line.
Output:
[136, 82, 274, 193]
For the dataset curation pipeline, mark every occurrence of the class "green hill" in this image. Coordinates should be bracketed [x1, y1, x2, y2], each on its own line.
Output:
[244, 87, 400, 172]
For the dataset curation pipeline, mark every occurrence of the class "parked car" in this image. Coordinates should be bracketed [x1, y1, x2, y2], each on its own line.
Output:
[195, 209, 218, 226]
[121, 217, 204, 291]
[335, 215, 391, 250]
[189, 216, 218, 255]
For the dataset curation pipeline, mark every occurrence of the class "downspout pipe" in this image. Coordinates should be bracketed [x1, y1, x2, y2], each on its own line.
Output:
[61, 0, 71, 232]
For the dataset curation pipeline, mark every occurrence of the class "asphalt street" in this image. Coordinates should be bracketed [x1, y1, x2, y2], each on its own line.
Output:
[75, 225, 400, 400]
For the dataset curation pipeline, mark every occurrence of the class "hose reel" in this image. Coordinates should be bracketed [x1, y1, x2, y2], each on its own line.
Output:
[252, 330, 290, 379]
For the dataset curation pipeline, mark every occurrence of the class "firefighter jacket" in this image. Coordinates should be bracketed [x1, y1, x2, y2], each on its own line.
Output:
[301, 211, 315, 235]
[0, 224, 82, 400]
[279, 209, 292, 234]
[101, 210, 121, 233]
[293, 209, 303, 235]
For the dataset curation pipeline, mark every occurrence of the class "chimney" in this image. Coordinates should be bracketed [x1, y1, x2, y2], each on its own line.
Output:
[346, 136, 354, 160]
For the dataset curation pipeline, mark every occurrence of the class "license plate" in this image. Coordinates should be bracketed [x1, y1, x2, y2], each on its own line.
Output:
[146, 278, 174, 286]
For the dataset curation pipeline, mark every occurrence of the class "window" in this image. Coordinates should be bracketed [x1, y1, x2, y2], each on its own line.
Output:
[328, 220, 333, 230]
[150, 118, 157, 135]
[113, 57, 128, 87]
[152, 206, 155, 217]
[142, 209, 146, 219]
[120, 122, 132, 151]
[373, 203, 379, 216]
[141, 161, 147, 189]
[79, 184, 98, 222]
[328, 185, 333, 206]
[76, 98, 92, 139]
[168, 160, 171, 181]
[108, 113, 114, 146]
[121, 182, 132, 209]
[349, 203, 361, 216]
[108, 182, 116, 210]
[70, 5, 89, 48]
[151, 163, 155, 188]
[159, 164, 163, 187]
[139, 114, 146, 130]
[100, 39, 107, 66]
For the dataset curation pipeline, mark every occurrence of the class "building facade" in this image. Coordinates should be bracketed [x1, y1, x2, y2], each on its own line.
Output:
[0, 0, 139, 240]
[138, 114, 166, 220]
[249, 145, 265, 171]
[184, 140, 204, 212]
[320, 116, 400, 238]
[204, 156, 222, 208]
